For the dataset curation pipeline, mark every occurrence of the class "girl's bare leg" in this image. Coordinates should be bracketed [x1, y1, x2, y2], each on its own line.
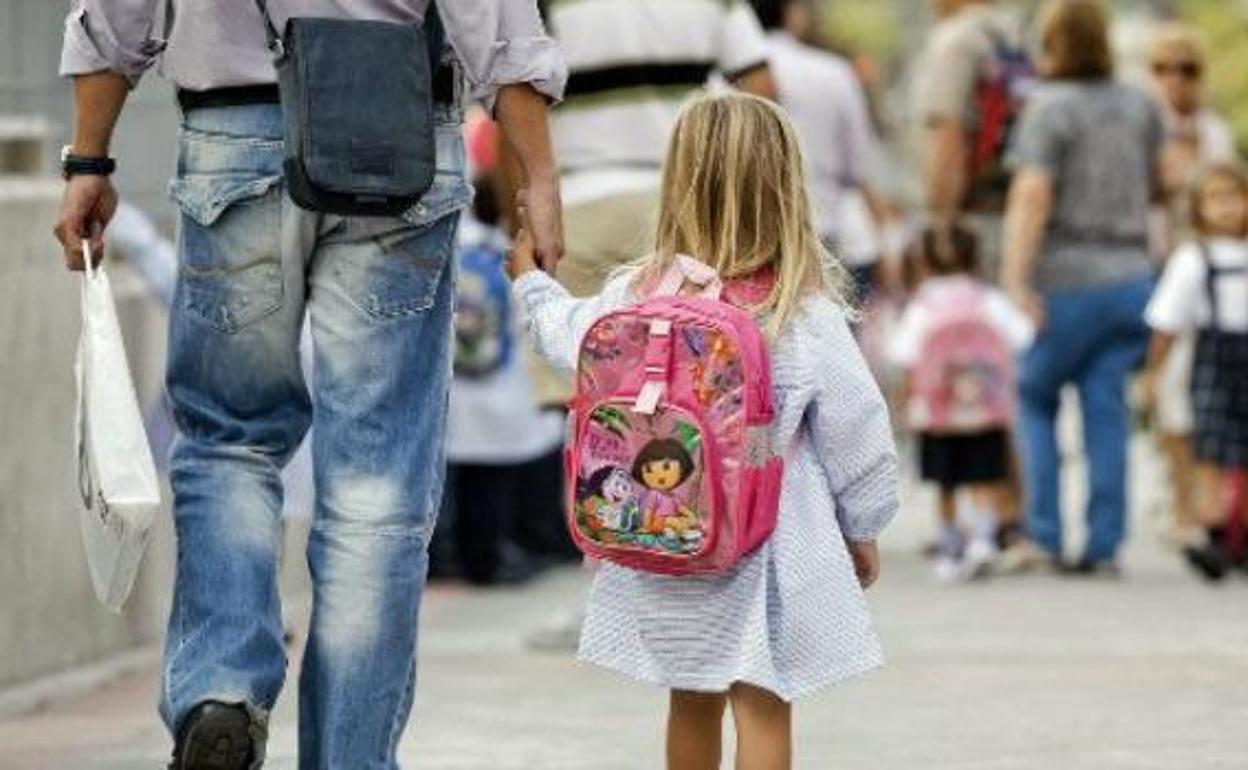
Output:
[1195, 463, 1229, 528]
[668, 690, 727, 770]
[1162, 433, 1199, 532]
[728, 683, 791, 770]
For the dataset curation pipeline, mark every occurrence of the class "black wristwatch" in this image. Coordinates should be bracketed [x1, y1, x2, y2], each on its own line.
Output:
[61, 145, 116, 180]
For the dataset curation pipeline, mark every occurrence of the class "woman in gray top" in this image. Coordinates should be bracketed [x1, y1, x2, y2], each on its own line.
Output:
[1002, 0, 1163, 574]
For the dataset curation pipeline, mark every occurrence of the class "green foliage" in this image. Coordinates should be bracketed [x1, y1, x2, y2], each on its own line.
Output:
[818, 0, 905, 59]
[1177, 0, 1248, 157]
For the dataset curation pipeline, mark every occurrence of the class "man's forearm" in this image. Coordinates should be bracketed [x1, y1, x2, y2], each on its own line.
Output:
[925, 121, 968, 225]
[733, 66, 777, 102]
[71, 71, 130, 156]
[495, 83, 557, 188]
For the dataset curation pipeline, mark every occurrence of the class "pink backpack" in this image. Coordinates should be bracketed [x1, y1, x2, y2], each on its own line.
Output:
[566, 256, 784, 575]
[908, 281, 1016, 433]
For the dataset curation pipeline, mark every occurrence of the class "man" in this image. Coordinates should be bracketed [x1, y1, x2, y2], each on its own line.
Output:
[752, 0, 886, 303]
[53, 2, 565, 767]
[915, 0, 1024, 236]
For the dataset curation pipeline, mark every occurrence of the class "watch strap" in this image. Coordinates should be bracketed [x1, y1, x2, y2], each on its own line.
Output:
[62, 154, 117, 180]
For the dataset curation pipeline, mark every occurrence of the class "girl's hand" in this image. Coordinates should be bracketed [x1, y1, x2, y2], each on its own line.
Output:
[847, 540, 880, 589]
[1138, 370, 1159, 417]
[507, 225, 539, 280]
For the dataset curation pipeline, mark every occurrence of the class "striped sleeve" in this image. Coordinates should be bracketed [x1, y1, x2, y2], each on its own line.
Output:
[716, 1, 769, 80]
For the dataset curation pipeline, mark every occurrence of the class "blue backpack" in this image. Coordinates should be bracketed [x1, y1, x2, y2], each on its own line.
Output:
[453, 241, 513, 379]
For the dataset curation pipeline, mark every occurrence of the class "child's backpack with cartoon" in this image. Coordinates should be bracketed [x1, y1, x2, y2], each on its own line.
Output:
[967, 24, 1036, 211]
[909, 281, 1016, 433]
[453, 241, 513, 378]
[567, 256, 784, 575]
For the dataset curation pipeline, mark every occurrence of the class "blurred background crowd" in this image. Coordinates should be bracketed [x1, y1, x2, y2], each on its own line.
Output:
[2, 0, 1247, 705]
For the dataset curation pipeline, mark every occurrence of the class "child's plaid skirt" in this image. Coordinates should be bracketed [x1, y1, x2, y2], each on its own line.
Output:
[1192, 329, 1248, 468]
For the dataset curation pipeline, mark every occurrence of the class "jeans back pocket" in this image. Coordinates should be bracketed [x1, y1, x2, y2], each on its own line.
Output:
[170, 129, 285, 335]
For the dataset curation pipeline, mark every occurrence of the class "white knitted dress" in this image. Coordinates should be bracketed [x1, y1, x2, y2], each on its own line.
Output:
[514, 270, 900, 701]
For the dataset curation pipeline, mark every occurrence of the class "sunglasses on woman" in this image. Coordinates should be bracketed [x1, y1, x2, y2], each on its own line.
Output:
[1152, 60, 1202, 80]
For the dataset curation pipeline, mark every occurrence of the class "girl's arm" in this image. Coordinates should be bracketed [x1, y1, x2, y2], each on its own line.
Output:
[805, 301, 901, 544]
[1140, 331, 1177, 413]
[509, 229, 633, 372]
[1001, 168, 1055, 328]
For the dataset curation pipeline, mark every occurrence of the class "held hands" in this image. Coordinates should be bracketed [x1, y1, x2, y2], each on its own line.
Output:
[516, 180, 563, 275]
[54, 175, 118, 271]
[506, 225, 539, 280]
[847, 540, 881, 590]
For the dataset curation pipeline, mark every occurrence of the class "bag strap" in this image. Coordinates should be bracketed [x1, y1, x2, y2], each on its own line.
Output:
[252, 0, 282, 54]
[653, 255, 723, 300]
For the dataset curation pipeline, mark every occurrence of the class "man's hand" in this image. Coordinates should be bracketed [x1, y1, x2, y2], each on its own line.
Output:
[847, 540, 881, 590]
[494, 83, 563, 274]
[54, 174, 118, 271]
[55, 71, 130, 270]
[517, 180, 563, 274]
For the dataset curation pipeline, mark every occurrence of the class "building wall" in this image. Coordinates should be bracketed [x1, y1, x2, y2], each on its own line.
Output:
[0, 0, 179, 229]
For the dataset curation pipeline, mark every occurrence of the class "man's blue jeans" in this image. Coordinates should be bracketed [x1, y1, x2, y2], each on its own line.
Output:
[1018, 277, 1153, 562]
[158, 102, 471, 768]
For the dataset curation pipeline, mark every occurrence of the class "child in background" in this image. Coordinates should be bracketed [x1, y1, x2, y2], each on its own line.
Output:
[431, 113, 569, 585]
[510, 93, 899, 770]
[889, 224, 1034, 582]
[1144, 164, 1248, 581]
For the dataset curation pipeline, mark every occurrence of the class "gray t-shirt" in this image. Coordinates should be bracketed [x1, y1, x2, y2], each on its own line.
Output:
[1010, 80, 1163, 291]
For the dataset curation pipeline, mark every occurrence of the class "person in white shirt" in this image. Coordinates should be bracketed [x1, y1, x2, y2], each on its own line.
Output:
[751, 0, 885, 302]
[889, 223, 1034, 581]
[1145, 23, 1237, 543]
[530, 0, 776, 406]
[1144, 164, 1248, 582]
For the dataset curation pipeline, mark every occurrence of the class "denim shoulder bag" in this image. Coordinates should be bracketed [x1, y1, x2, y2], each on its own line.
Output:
[253, 0, 445, 217]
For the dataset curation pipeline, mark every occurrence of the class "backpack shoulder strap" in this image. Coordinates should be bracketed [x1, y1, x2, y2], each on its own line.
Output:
[1198, 240, 1221, 330]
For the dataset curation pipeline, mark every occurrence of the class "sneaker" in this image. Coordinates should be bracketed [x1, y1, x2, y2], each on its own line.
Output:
[1062, 557, 1123, 579]
[169, 701, 261, 770]
[1184, 544, 1230, 583]
[996, 540, 1061, 575]
[934, 556, 963, 584]
[961, 539, 997, 581]
[525, 609, 585, 654]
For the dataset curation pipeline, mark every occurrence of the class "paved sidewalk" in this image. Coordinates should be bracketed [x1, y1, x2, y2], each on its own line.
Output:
[3, 441, 1247, 769]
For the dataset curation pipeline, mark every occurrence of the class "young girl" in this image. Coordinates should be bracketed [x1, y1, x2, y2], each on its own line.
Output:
[1144, 164, 1248, 581]
[888, 224, 1034, 582]
[509, 93, 899, 769]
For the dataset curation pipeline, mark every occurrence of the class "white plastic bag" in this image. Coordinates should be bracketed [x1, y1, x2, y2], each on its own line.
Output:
[74, 241, 161, 612]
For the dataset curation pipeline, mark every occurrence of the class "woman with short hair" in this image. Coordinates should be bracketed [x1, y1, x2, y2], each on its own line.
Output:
[1002, 0, 1165, 574]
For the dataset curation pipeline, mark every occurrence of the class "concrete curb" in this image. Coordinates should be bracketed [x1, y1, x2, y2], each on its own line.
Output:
[0, 645, 160, 720]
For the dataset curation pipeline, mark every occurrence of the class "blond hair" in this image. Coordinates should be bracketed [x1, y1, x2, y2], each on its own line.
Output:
[1038, 0, 1114, 81]
[1148, 22, 1207, 70]
[1190, 163, 1248, 238]
[638, 92, 851, 336]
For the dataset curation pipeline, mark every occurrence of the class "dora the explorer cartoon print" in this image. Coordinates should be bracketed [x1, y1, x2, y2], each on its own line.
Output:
[633, 438, 698, 536]
[574, 406, 707, 556]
